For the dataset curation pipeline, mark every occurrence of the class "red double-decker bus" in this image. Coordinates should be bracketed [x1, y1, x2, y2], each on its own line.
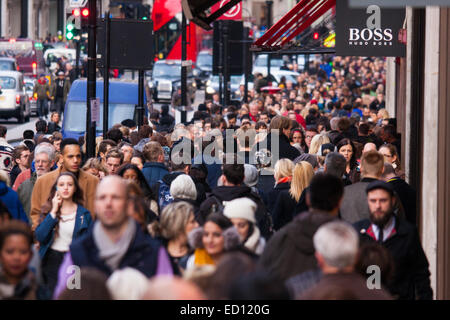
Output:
[152, 0, 212, 62]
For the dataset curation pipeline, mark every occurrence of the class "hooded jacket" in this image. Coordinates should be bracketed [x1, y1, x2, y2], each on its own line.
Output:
[198, 185, 271, 239]
[0, 180, 28, 223]
[258, 210, 336, 282]
[142, 162, 169, 188]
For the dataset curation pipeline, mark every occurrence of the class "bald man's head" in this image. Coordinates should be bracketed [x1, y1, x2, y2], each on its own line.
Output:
[363, 142, 377, 154]
[143, 276, 205, 300]
[95, 176, 130, 230]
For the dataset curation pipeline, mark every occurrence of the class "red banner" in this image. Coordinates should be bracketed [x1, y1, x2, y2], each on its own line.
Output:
[211, 0, 242, 20]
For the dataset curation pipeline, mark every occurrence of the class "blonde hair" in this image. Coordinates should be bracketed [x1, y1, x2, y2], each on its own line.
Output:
[149, 201, 194, 240]
[378, 109, 390, 120]
[309, 133, 330, 155]
[289, 161, 314, 202]
[274, 158, 294, 181]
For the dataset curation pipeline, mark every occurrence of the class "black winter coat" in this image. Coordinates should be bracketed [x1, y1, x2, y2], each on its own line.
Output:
[387, 177, 417, 226]
[266, 182, 290, 218]
[258, 210, 337, 282]
[271, 189, 297, 231]
[354, 218, 433, 300]
[253, 132, 300, 161]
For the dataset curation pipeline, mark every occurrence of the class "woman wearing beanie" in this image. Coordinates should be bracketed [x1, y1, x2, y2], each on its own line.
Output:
[223, 198, 266, 255]
[185, 213, 241, 270]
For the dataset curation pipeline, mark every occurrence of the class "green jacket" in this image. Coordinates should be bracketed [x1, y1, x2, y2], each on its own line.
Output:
[17, 172, 38, 222]
[33, 79, 51, 100]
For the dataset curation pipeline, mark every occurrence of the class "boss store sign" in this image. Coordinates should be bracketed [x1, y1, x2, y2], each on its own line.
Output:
[336, 0, 406, 57]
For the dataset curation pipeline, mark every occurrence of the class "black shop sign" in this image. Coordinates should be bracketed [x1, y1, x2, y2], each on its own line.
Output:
[336, 0, 406, 57]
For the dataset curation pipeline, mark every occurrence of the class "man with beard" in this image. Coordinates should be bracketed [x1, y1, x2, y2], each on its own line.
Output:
[354, 181, 433, 300]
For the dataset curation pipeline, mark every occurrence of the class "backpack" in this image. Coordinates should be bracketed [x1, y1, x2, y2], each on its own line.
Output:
[155, 179, 174, 211]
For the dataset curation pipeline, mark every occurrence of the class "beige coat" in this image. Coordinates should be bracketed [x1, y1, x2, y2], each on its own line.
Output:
[30, 167, 99, 230]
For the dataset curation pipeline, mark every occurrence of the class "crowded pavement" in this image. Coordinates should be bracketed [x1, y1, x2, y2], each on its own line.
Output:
[0, 0, 440, 302]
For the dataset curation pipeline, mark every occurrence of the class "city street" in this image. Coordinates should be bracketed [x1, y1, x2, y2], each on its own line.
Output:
[0, 0, 450, 304]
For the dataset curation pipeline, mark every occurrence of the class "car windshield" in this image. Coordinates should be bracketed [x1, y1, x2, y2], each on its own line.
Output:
[254, 56, 284, 68]
[24, 81, 34, 91]
[0, 41, 34, 58]
[0, 76, 16, 89]
[153, 63, 181, 78]
[64, 101, 136, 132]
[0, 61, 15, 71]
[197, 53, 212, 68]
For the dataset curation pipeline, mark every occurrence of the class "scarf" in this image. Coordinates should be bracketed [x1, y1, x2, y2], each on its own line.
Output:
[244, 226, 262, 253]
[193, 249, 215, 266]
[93, 218, 136, 271]
[276, 176, 292, 185]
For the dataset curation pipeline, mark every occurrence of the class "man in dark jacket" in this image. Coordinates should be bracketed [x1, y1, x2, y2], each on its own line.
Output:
[257, 173, 343, 282]
[354, 181, 433, 300]
[253, 115, 300, 162]
[382, 162, 417, 226]
[53, 176, 173, 299]
[340, 150, 384, 224]
[198, 155, 271, 238]
[141, 141, 169, 188]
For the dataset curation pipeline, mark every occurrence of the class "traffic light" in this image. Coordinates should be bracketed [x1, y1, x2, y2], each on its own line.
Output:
[81, 7, 89, 26]
[66, 21, 76, 40]
[138, 4, 151, 20]
[313, 32, 319, 40]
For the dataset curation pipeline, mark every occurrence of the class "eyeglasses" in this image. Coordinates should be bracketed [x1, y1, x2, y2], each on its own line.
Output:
[382, 153, 393, 158]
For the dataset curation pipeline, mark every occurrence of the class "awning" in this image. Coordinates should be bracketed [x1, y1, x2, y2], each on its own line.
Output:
[253, 0, 336, 52]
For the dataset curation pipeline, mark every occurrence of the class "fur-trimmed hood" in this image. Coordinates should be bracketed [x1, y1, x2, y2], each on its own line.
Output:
[188, 226, 241, 251]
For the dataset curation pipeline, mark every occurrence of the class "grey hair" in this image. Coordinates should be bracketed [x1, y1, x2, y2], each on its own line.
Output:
[330, 117, 340, 131]
[34, 142, 56, 162]
[170, 174, 197, 200]
[324, 152, 347, 179]
[313, 221, 359, 270]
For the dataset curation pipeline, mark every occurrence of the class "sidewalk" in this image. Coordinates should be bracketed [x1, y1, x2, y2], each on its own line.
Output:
[7, 118, 38, 145]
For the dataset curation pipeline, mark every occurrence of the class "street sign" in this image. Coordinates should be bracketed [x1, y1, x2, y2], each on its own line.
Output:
[90, 98, 100, 123]
[212, 0, 242, 20]
[66, 14, 81, 29]
[349, 0, 450, 7]
[336, 0, 406, 57]
[69, 0, 87, 8]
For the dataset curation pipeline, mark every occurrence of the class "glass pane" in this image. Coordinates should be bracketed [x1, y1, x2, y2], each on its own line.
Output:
[64, 101, 136, 133]
[0, 76, 16, 89]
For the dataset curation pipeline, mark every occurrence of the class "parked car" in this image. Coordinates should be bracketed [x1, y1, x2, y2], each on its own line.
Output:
[193, 50, 212, 88]
[0, 71, 31, 123]
[0, 57, 18, 71]
[147, 60, 196, 103]
[205, 74, 254, 100]
[62, 79, 148, 140]
[24, 77, 37, 116]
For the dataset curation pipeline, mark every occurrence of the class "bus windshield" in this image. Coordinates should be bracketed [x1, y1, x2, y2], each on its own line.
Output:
[0, 41, 34, 58]
[64, 101, 136, 132]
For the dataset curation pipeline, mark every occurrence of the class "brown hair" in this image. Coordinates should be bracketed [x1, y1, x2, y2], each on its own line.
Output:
[40, 172, 84, 237]
[143, 141, 163, 162]
[269, 115, 291, 132]
[360, 150, 384, 177]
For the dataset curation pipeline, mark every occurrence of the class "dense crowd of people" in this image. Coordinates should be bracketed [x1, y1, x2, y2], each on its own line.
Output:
[0, 55, 433, 300]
